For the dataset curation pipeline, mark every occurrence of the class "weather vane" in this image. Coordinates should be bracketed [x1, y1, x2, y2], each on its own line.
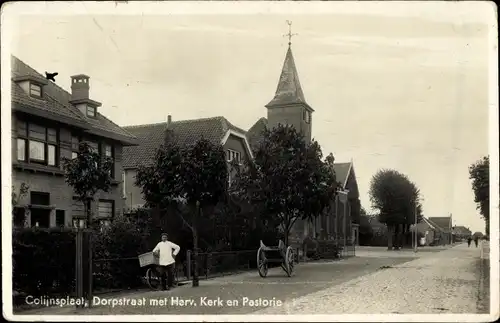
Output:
[283, 20, 298, 46]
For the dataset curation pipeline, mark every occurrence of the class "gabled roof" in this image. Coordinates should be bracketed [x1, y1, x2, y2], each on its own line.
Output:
[266, 46, 313, 111]
[332, 162, 352, 189]
[10, 55, 137, 145]
[428, 217, 452, 232]
[122, 116, 252, 169]
[246, 117, 268, 152]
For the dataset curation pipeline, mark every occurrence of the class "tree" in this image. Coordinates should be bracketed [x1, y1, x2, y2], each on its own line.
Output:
[63, 142, 114, 225]
[135, 137, 228, 287]
[469, 156, 489, 235]
[232, 124, 338, 246]
[12, 183, 29, 227]
[62, 141, 113, 307]
[369, 169, 422, 250]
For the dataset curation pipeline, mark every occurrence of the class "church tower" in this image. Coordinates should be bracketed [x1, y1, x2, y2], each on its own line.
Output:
[265, 24, 314, 143]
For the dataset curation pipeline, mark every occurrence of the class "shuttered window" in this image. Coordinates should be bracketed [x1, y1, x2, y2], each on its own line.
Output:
[98, 200, 114, 219]
[72, 198, 85, 218]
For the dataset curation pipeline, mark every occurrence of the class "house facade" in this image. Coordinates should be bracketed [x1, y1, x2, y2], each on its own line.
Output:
[121, 115, 253, 210]
[11, 56, 137, 229]
[413, 215, 453, 246]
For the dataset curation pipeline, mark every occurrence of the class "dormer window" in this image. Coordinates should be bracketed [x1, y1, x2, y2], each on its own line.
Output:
[86, 106, 96, 118]
[29, 83, 42, 98]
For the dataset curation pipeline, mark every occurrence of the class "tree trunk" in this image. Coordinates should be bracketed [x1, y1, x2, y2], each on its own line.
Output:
[387, 224, 394, 250]
[192, 203, 200, 287]
[85, 197, 93, 307]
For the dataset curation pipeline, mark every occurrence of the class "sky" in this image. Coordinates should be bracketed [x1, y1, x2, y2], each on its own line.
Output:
[3, 1, 496, 234]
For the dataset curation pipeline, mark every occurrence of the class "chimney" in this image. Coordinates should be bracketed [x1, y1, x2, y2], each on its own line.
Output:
[70, 74, 90, 101]
[167, 115, 172, 127]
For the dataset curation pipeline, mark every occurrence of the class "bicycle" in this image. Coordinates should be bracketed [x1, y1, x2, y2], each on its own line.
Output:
[145, 263, 179, 290]
[139, 251, 179, 290]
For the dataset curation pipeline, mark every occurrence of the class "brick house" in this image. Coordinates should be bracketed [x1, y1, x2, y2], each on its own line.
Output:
[246, 43, 356, 247]
[11, 56, 137, 229]
[428, 215, 453, 245]
[413, 215, 453, 246]
[121, 115, 254, 210]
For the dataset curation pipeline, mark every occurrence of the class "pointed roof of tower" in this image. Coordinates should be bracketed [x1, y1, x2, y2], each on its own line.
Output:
[266, 46, 312, 110]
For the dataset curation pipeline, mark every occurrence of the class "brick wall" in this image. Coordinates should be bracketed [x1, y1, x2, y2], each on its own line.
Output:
[11, 112, 125, 228]
[267, 105, 312, 143]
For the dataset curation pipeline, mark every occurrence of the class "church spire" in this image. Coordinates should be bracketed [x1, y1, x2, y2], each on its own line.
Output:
[266, 21, 311, 109]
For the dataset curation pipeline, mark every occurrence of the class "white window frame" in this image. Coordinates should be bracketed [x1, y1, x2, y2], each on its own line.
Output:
[227, 149, 241, 164]
[86, 106, 96, 118]
[29, 83, 42, 98]
[98, 200, 114, 219]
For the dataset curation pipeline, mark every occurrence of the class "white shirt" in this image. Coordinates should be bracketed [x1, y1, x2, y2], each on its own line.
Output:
[153, 240, 181, 266]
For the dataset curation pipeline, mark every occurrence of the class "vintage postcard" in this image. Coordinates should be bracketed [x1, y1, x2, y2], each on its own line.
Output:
[1, 1, 498, 322]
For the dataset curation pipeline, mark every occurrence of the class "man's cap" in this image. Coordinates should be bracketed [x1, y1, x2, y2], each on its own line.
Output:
[161, 233, 168, 237]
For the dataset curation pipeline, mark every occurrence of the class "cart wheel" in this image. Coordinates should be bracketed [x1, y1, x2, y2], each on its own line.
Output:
[146, 267, 161, 290]
[257, 247, 268, 278]
[285, 246, 294, 277]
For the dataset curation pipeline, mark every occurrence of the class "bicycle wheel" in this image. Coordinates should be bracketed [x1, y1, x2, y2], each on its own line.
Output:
[146, 267, 161, 290]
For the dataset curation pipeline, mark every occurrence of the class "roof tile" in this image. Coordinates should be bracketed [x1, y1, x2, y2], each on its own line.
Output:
[11, 55, 136, 143]
[123, 116, 246, 169]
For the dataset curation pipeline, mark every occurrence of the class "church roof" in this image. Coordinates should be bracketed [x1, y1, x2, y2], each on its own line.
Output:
[332, 162, 352, 188]
[266, 46, 312, 110]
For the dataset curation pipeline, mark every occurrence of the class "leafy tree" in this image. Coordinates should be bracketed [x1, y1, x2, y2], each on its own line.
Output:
[62, 142, 113, 225]
[12, 183, 29, 227]
[469, 156, 489, 235]
[135, 137, 228, 287]
[369, 169, 422, 250]
[232, 124, 338, 246]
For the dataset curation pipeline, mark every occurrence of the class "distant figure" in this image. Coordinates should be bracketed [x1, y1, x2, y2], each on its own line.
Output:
[474, 236, 479, 248]
[467, 236, 472, 247]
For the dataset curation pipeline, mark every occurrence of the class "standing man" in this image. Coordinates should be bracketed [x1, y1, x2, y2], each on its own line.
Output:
[153, 233, 181, 291]
[467, 236, 472, 247]
[474, 235, 479, 248]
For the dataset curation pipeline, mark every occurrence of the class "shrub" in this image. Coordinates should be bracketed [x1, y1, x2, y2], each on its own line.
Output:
[13, 228, 76, 297]
[93, 215, 149, 290]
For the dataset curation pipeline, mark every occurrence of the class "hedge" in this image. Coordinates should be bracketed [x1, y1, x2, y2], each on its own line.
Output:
[12, 215, 149, 299]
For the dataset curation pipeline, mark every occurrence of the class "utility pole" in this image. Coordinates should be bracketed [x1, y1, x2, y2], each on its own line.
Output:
[414, 202, 418, 253]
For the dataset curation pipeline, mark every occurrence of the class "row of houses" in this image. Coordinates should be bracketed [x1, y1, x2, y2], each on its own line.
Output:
[414, 215, 472, 246]
[10, 42, 361, 246]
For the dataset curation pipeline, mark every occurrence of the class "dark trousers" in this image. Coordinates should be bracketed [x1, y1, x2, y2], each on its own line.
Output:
[158, 264, 174, 290]
[467, 241, 471, 247]
[474, 240, 478, 247]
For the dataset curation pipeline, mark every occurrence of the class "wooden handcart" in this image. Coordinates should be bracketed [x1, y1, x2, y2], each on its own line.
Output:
[257, 240, 295, 278]
[138, 251, 178, 289]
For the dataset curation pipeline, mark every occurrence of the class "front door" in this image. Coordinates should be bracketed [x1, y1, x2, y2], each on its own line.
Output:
[30, 208, 51, 228]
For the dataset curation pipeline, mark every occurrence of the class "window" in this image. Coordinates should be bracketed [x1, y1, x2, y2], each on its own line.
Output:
[103, 144, 114, 178]
[98, 200, 114, 219]
[71, 136, 79, 159]
[227, 149, 241, 163]
[17, 139, 26, 161]
[303, 109, 311, 124]
[30, 191, 50, 206]
[16, 121, 58, 166]
[86, 106, 96, 118]
[56, 210, 66, 227]
[72, 198, 85, 219]
[13, 207, 26, 228]
[29, 83, 42, 98]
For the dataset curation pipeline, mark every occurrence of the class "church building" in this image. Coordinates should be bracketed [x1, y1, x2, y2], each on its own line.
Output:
[246, 34, 360, 249]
